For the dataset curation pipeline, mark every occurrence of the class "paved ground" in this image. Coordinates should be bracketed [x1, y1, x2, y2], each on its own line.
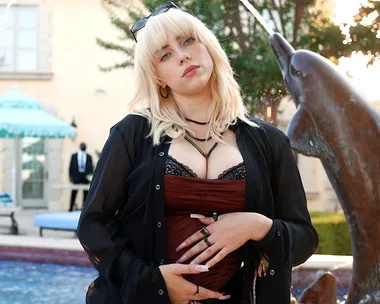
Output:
[0, 208, 77, 239]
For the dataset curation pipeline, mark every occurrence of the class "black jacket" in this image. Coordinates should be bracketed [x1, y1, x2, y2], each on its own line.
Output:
[77, 114, 319, 304]
[69, 152, 94, 183]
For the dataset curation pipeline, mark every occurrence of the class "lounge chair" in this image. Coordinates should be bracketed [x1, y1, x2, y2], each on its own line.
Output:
[0, 192, 19, 235]
[33, 211, 81, 237]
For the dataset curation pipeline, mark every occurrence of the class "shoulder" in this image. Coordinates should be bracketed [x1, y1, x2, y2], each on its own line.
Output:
[105, 113, 151, 150]
[244, 116, 289, 146]
[113, 113, 149, 134]
[240, 116, 291, 163]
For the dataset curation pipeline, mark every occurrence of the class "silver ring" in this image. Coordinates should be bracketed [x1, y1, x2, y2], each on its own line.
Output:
[200, 226, 210, 237]
[194, 285, 200, 296]
[213, 212, 219, 222]
[204, 237, 212, 247]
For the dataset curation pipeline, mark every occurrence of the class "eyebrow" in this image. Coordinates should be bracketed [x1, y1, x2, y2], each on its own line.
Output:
[161, 36, 183, 50]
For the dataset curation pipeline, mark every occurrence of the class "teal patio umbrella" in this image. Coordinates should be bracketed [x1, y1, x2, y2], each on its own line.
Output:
[0, 87, 77, 205]
[0, 87, 77, 138]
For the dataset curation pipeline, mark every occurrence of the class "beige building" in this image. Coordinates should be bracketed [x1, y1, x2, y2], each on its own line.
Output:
[0, 0, 378, 212]
[0, 0, 134, 210]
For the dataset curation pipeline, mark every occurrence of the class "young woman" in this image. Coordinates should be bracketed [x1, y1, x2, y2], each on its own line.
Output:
[77, 2, 318, 304]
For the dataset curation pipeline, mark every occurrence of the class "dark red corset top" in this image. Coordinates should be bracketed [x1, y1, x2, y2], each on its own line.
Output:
[164, 156, 246, 291]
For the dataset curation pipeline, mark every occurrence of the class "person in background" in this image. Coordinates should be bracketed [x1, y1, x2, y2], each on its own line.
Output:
[69, 142, 93, 211]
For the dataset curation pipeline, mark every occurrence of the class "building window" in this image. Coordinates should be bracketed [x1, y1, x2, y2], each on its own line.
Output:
[0, 6, 38, 72]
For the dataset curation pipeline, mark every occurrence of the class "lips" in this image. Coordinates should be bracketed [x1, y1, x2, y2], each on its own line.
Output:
[182, 65, 200, 77]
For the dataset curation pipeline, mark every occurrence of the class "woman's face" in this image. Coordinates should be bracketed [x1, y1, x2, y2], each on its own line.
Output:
[154, 33, 214, 97]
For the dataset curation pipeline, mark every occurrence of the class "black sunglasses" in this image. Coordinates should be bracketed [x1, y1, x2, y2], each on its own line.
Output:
[130, 2, 179, 42]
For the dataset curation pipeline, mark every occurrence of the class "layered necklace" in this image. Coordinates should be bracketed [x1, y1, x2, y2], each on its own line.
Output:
[184, 117, 219, 178]
[185, 117, 211, 142]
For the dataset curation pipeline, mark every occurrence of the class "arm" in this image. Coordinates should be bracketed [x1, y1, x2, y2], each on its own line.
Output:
[77, 120, 169, 303]
[255, 136, 319, 266]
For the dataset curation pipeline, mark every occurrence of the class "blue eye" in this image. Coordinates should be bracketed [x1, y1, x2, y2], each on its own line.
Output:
[184, 37, 194, 45]
[161, 53, 171, 61]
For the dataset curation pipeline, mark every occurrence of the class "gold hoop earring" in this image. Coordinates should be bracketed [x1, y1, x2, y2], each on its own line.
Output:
[159, 86, 169, 98]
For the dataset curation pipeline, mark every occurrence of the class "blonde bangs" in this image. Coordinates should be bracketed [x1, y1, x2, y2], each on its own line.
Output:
[136, 10, 198, 76]
[128, 9, 258, 146]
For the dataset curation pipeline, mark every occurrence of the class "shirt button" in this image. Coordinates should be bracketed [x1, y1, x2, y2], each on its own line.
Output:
[269, 269, 275, 276]
[158, 289, 164, 295]
[160, 259, 165, 265]
[157, 222, 162, 228]
[155, 184, 160, 190]
[277, 231, 281, 236]
[159, 152, 165, 157]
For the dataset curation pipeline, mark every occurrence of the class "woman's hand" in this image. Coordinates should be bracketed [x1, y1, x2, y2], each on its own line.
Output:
[175, 212, 273, 268]
[159, 264, 230, 304]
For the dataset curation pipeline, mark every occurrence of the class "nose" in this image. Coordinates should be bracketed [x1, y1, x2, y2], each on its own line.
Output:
[179, 52, 191, 64]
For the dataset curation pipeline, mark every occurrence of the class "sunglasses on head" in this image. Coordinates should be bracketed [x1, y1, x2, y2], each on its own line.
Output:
[130, 2, 179, 42]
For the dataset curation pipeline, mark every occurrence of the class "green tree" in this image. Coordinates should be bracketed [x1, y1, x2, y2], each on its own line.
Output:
[97, 0, 377, 125]
[304, 0, 380, 65]
[344, 0, 380, 65]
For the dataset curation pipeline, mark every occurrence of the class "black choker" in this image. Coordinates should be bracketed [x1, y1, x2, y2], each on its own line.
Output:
[185, 117, 209, 125]
[186, 132, 212, 142]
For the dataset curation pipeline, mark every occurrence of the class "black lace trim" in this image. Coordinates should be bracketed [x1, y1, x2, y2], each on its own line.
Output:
[218, 162, 246, 180]
[165, 155, 197, 178]
[165, 155, 246, 180]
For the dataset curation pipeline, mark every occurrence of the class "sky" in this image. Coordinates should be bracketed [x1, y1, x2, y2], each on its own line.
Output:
[333, 0, 380, 101]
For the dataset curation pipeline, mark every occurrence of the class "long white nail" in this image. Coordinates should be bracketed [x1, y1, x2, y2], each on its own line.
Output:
[190, 214, 206, 219]
[195, 265, 209, 272]
[219, 295, 231, 300]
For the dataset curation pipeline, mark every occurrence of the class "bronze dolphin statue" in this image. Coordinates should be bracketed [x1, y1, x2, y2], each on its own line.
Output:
[269, 33, 380, 304]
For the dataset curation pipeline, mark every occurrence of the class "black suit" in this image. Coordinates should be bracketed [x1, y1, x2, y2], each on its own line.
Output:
[69, 152, 93, 211]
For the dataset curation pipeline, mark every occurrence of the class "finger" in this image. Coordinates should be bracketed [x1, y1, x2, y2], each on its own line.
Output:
[171, 263, 209, 275]
[177, 238, 210, 263]
[176, 228, 210, 252]
[191, 244, 219, 265]
[197, 285, 230, 300]
[205, 248, 230, 268]
[258, 261, 263, 277]
[198, 217, 214, 225]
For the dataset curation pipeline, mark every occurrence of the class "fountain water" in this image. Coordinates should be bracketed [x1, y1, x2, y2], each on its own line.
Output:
[240, 0, 274, 36]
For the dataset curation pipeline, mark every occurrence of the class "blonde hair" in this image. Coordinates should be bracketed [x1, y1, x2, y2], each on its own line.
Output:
[128, 8, 257, 145]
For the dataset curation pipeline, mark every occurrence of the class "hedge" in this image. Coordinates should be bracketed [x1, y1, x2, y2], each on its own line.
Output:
[309, 211, 352, 255]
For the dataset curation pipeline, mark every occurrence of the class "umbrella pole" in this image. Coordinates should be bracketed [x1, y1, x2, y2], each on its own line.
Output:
[12, 138, 20, 206]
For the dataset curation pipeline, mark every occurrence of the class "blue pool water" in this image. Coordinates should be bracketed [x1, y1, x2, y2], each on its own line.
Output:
[0, 260, 349, 303]
[0, 261, 97, 304]
[292, 286, 348, 303]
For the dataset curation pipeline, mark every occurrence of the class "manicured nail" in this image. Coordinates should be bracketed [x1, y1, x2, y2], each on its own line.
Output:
[176, 243, 186, 252]
[219, 295, 231, 300]
[176, 255, 186, 263]
[195, 265, 209, 272]
[190, 214, 206, 219]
